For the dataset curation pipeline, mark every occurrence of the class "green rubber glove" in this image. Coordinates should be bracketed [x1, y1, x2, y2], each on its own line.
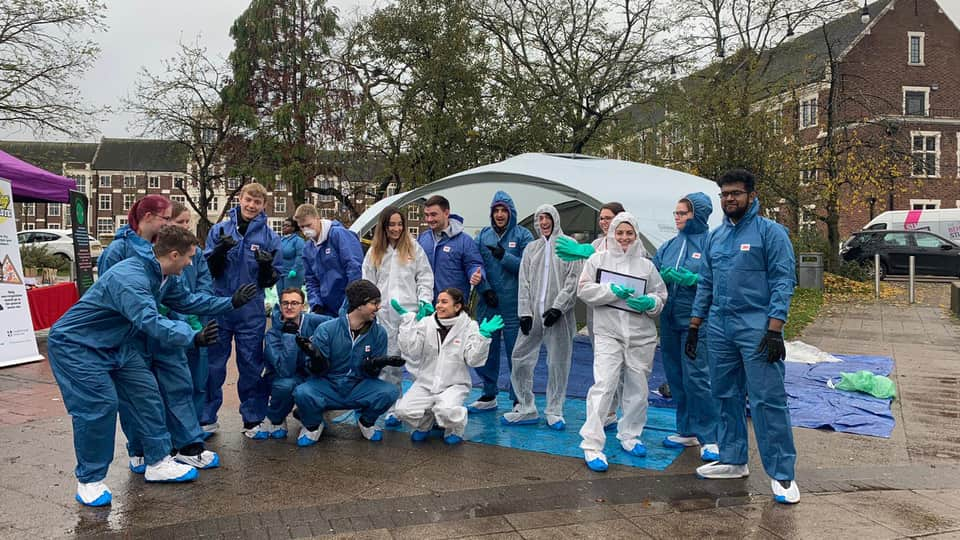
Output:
[555, 236, 595, 262]
[158, 304, 170, 317]
[186, 314, 204, 332]
[626, 295, 656, 312]
[610, 283, 636, 300]
[391, 299, 408, 315]
[416, 300, 435, 321]
[287, 269, 297, 278]
[674, 267, 700, 287]
[479, 315, 505, 338]
[659, 267, 679, 284]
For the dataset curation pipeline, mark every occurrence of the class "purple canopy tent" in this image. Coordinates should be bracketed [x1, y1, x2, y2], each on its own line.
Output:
[0, 149, 76, 203]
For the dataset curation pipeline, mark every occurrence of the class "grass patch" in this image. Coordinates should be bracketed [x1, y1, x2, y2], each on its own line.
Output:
[785, 287, 824, 340]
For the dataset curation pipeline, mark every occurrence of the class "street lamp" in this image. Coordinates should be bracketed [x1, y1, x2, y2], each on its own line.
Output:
[867, 196, 877, 219]
[860, 0, 870, 24]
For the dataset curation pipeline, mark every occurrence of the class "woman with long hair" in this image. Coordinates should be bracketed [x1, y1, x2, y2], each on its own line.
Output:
[97, 194, 173, 274]
[362, 205, 434, 425]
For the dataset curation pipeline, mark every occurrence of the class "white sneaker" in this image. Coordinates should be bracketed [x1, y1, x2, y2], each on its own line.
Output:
[771, 479, 800, 504]
[144, 455, 199, 483]
[297, 425, 323, 447]
[243, 422, 269, 440]
[128, 456, 146, 474]
[266, 419, 288, 439]
[76, 481, 112, 506]
[359, 422, 383, 442]
[467, 398, 498, 413]
[700, 444, 720, 461]
[173, 450, 221, 469]
[663, 434, 700, 448]
[696, 461, 750, 479]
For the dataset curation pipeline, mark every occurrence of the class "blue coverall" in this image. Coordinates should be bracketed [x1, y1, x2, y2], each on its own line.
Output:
[275, 233, 306, 293]
[418, 214, 485, 300]
[262, 307, 330, 426]
[302, 221, 363, 316]
[691, 197, 797, 481]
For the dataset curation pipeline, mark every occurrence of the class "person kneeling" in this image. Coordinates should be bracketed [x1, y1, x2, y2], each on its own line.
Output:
[262, 288, 332, 440]
[393, 288, 501, 445]
[292, 280, 403, 446]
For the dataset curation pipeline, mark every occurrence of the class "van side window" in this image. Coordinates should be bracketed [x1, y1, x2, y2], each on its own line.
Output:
[866, 223, 887, 230]
[882, 232, 909, 246]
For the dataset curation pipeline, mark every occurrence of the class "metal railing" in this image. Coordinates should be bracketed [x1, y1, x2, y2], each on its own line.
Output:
[875, 254, 916, 303]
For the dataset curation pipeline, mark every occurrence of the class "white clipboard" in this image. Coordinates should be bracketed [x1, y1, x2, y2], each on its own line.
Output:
[596, 268, 647, 314]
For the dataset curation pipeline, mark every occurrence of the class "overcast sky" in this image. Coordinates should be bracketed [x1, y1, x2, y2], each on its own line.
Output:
[1, 0, 958, 142]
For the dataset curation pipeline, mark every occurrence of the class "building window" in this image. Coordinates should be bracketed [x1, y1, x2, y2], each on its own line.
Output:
[386, 183, 397, 196]
[22, 223, 35, 231]
[209, 198, 219, 211]
[407, 226, 419, 238]
[269, 219, 284, 234]
[174, 177, 184, 189]
[903, 87, 929, 116]
[23, 203, 35, 216]
[799, 95, 818, 128]
[123, 194, 135, 211]
[48, 204, 61, 217]
[317, 178, 334, 202]
[49, 223, 61, 230]
[71, 175, 87, 192]
[908, 32, 925, 65]
[118, 217, 128, 228]
[275, 197, 286, 214]
[226, 177, 240, 190]
[97, 218, 113, 235]
[171, 195, 187, 205]
[123, 175, 136, 188]
[910, 199, 940, 210]
[407, 206, 421, 221]
[99, 194, 111, 211]
[275, 179, 286, 191]
[911, 132, 940, 177]
[799, 204, 817, 231]
[320, 207, 336, 218]
[148, 176, 160, 188]
[99, 174, 111, 187]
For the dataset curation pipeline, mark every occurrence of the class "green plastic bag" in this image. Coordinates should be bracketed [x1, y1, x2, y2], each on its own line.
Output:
[835, 370, 897, 399]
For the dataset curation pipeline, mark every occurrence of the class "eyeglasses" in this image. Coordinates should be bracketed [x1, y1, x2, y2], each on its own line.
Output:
[672, 211, 691, 217]
[719, 190, 748, 199]
[280, 301, 303, 307]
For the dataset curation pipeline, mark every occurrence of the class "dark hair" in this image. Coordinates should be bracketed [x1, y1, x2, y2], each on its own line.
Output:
[717, 169, 756, 193]
[438, 287, 469, 316]
[284, 217, 300, 232]
[600, 202, 625, 215]
[279, 287, 305, 302]
[171, 200, 190, 219]
[153, 224, 199, 257]
[424, 195, 450, 211]
[128, 195, 171, 233]
[678, 198, 693, 213]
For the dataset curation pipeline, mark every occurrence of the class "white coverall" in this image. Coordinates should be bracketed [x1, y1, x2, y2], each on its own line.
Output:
[362, 241, 434, 404]
[395, 312, 491, 436]
[577, 212, 668, 452]
[509, 204, 583, 423]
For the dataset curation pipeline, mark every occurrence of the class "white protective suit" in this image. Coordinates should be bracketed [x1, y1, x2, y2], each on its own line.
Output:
[362, 241, 434, 398]
[508, 204, 583, 424]
[395, 312, 491, 436]
[577, 212, 668, 452]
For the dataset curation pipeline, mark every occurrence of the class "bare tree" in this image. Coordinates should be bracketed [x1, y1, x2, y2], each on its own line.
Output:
[0, 0, 107, 138]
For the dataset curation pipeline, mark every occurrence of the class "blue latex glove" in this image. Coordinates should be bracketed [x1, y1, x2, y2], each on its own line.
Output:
[659, 267, 680, 284]
[555, 236, 595, 262]
[391, 299, 408, 315]
[287, 269, 297, 278]
[610, 283, 635, 300]
[674, 267, 700, 287]
[626, 295, 656, 312]
[479, 315, 504, 338]
[416, 300, 435, 321]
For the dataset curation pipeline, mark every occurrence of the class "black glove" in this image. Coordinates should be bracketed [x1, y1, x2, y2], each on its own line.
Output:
[487, 244, 505, 260]
[519, 316, 533, 335]
[685, 326, 699, 360]
[255, 248, 274, 265]
[281, 320, 300, 334]
[296, 336, 329, 374]
[483, 289, 499, 308]
[362, 355, 406, 377]
[207, 230, 237, 278]
[255, 249, 277, 288]
[311, 304, 325, 315]
[756, 330, 786, 363]
[231, 283, 258, 308]
[542, 308, 562, 327]
[215, 230, 238, 251]
[194, 320, 219, 347]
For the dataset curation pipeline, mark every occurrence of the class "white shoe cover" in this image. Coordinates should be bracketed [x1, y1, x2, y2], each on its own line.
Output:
[76, 481, 112, 506]
[696, 461, 750, 479]
[145, 455, 198, 483]
[771, 479, 800, 504]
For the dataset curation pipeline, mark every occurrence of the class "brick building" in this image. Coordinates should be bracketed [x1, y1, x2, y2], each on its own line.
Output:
[1, 138, 427, 243]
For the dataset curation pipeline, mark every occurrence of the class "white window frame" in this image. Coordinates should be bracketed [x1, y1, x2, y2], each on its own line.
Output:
[903, 86, 930, 117]
[23, 202, 35, 216]
[799, 94, 818, 129]
[209, 197, 219, 211]
[22, 223, 35, 231]
[407, 206, 421, 221]
[174, 176, 184, 189]
[908, 32, 925, 66]
[72, 175, 87, 192]
[275, 179, 286, 191]
[269, 218, 284, 234]
[48, 203, 61, 217]
[911, 130, 940, 178]
[98, 194, 111, 211]
[123, 175, 136, 188]
[123, 194, 135, 211]
[118, 217, 128, 228]
[148, 176, 160, 188]
[48, 223, 61, 230]
[170, 195, 187, 205]
[98, 174, 111, 187]
[407, 226, 419, 237]
[97, 218, 113, 235]
[910, 199, 940, 210]
[275, 197, 286, 214]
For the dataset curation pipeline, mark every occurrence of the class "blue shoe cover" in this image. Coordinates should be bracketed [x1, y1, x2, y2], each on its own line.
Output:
[150, 467, 198, 483]
[701, 449, 719, 461]
[384, 415, 402, 428]
[626, 443, 647, 457]
[586, 458, 608, 472]
[367, 430, 383, 442]
[205, 453, 221, 469]
[249, 430, 269, 440]
[297, 434, 319, 447]
[75, 491, 112, 507]
[443, 434, 463, 445]
[271, 429, 288, 439]
[500, 416, 539, 426]
[129, 462, 145, 474]
[548, 419, 566, 431]
[411, 430, 430, 442]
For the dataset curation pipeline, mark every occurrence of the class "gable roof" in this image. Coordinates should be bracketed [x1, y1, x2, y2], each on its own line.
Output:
[0, 141, 98, 174]
[91, 138, 189, 172]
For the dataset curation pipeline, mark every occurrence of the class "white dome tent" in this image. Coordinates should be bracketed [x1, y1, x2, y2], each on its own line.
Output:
[349, 153, 723, 252]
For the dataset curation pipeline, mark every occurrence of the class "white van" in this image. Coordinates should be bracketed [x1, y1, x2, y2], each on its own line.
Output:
[862, 209, 960, 241]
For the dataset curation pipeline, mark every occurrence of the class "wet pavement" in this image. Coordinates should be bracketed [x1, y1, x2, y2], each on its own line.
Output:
[2, 281, 960, 539]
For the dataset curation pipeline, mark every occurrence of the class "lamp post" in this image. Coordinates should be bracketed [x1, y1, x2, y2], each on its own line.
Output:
[867, 196, 877, 219]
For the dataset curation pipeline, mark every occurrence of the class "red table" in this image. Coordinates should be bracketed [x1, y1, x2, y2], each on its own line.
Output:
[26, 282, 79, 330]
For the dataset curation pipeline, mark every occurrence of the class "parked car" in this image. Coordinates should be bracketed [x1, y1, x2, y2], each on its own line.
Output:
[840, 229, 960, 279]
[17, 229, 103, 264]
